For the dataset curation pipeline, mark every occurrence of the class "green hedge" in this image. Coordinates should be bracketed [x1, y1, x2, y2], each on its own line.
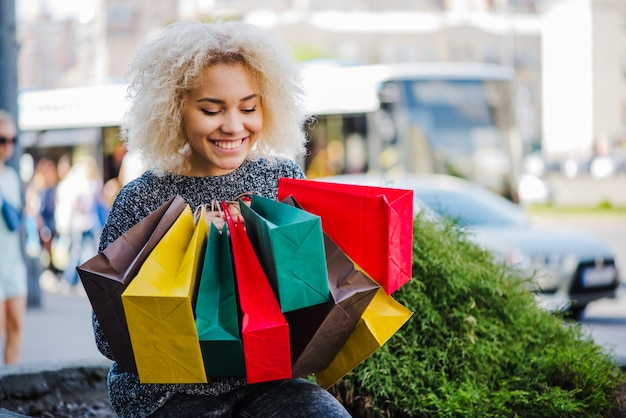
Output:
[329, 213, 625, 417]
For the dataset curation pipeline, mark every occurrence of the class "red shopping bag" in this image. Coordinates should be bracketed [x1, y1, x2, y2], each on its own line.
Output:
[222, 202, 292, 384]
[278, 178, 413, 294]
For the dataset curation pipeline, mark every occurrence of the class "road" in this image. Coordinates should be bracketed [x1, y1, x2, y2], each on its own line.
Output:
[580, 286, 626, 365]
[530, 210, 626, 365]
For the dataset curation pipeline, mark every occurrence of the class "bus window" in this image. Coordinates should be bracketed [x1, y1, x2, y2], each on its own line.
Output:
[304, 113, 368, 178]
[397, 78, 514, 197]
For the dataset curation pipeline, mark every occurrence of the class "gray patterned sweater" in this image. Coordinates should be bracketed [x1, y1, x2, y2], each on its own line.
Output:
[93, 158, 305, 418]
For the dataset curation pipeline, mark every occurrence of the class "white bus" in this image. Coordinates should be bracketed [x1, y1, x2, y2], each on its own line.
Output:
[18, 62, 519, 198]
[301, 62, 520, 200]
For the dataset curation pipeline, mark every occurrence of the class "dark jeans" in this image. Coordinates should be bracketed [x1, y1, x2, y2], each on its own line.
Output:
[149, 378, 350, 418]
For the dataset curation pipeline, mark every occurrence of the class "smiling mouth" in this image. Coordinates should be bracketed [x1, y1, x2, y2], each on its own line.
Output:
[212, 138, 245, 150]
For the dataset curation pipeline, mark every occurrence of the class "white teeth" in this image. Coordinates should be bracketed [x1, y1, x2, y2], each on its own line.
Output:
[213, 139, 243, 149]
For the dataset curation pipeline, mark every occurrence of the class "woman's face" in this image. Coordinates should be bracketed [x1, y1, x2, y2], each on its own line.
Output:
[0, 120, 17, 164]
[182, 63, 263, 177]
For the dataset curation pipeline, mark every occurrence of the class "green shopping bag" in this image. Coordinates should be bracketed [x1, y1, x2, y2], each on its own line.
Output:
[239, 194, 330, 313]
[195, 220, 245, 378]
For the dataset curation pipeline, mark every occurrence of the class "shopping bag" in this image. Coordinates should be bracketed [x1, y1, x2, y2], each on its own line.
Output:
[122, 205, 207, 383]
[279, 195, 378, 377]
[77, 195, 186, 374]
[278, 178, 413, 295]
[239, 194, 329, 313]
[223, 202, 292, 384]
[315, 287, 413, 389]
[286, 232, 380, 378]
[195, 220, 245, 378]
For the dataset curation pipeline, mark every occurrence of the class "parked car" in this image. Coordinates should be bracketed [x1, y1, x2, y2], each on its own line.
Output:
[318, 173, 621, 319]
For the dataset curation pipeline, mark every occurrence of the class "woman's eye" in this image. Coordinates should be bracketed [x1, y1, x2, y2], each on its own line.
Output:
[241, 105, 257, 113]
[201, 108, 220, 116]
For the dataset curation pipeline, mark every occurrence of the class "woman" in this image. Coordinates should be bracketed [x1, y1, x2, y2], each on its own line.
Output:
[0, 110, 27, 365]
[95, 20, 350, 417]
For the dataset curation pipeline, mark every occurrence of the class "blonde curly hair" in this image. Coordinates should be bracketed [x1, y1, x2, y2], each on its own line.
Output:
[121, 20, 308, 175]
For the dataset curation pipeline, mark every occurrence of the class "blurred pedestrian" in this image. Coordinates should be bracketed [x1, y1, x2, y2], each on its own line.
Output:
[32, 158, 60, 274]
[0, 110, 27, 364]
[55, 156, 104, 288]
[19, 154, 44, 308]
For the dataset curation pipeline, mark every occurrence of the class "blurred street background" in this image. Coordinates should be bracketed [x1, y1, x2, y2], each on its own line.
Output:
[1, 0, 626, 368]
[6, 0, 626, 200]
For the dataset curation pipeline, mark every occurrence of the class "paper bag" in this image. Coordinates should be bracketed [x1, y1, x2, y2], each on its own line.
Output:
[122, 205, 207, 383]
[240, 194, 329, 312]
[223, 202, 292, 384]
[286, 233, 380, 378]
[315, 287, 413, 389]
[278, 178, 413, 295]
[78, 195, 186, 374]
[195, 221, 245, 378]
[279, 195, 378, 377]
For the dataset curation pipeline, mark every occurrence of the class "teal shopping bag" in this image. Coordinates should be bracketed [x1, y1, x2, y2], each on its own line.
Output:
[240, 195, 330, 313]
[195, 221, 245, 378]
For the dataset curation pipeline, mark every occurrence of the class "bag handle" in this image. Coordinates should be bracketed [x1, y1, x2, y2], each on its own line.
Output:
[212, 200, 222, 213]
[231, 191, 257, 203]
[194, 199, 230, 230]
[221, 201, 235, 231]
[194, 200, 220, 217]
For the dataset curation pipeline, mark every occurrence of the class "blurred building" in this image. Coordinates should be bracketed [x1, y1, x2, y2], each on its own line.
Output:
[105, 0, 178, 79]
[14, 0, 626, 170]
[16, 0, 178, 88]
[17, 0, 108, 88]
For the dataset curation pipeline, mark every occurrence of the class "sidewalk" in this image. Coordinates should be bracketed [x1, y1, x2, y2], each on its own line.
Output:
[19, 273, 106, 366]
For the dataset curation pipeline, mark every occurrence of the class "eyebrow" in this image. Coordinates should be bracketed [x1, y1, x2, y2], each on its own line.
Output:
[196, 93, 259, 104]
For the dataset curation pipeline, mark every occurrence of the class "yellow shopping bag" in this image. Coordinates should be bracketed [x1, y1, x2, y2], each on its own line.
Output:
[315, 287, 413, 389]
[122, 204, 208, 384]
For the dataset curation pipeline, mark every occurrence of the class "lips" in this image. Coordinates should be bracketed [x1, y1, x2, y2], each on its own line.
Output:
[212, 138, 245, 150]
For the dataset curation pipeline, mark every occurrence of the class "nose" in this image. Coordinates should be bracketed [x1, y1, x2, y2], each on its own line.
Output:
[220, 111, 244, 134]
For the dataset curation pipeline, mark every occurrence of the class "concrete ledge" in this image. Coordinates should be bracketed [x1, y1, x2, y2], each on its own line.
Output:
[0, 360, 112, 417]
